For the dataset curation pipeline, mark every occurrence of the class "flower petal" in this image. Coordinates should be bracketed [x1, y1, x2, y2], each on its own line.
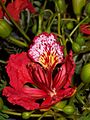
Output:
[28, 32, 64, 70]
[22, 86, 47, 99]
[80, 24, 90, 35]
[28, 62, 52, 91]
[53, 51, 75, 89]
[0, 8, 3, 18]
[6, 0, 35, 22]
[6, 52, 33, 89]
[3, 87, 40, 110]
[64, 51, 75, 88]
[57, 87, 76, 99]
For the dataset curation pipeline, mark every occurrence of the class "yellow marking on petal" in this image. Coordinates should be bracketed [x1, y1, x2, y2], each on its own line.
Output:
[39, 51, 59, 70]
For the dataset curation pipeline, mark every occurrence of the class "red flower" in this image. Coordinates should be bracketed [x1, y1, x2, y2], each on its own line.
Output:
[0, 8, 3, 18]
[0, 0, 6, 18]
[80, 24, 90, 35]
[3, 33, 76, 110]
[0, 0, 36, 21]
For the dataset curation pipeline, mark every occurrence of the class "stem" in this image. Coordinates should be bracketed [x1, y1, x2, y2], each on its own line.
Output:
[44, 9, 53, 16]
[31, 114, 52, 117]
[54, 33, 62, 39]
[8, 36, 28, 47]
[70, 16, 89, 37]
[58, 13, 61, 35]
[1, 110, 53, 117]
[1, 110, 21, 116]
[65, 33, 73, 43]
[62, 18, 77, 22]
[25, 9, 31, 33]
[42, 0, 47, 10]
[0, 0, 31, 42]
[37, 14, 43, 35]
[0, 60, 7, 64]
[76, 93, 86, 105]
[83, 107, 90, 111]
[46, 14, 57, 33]
[38, 111, 50, 120]
[77, 82, 84, 91]
[61, 26, 67, 56]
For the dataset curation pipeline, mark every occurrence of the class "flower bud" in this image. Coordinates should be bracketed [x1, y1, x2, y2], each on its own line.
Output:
[55, 0, 66, 14]
[72, 0, 86, 20]
[53, 100, 67, 111]
[0, 19, 12, 38]
[62, 105, 75, 115]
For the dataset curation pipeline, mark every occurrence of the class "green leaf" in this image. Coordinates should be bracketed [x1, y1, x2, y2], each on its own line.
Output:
[0, 116, 8, 120]
[0, 112, 9, 119]
[78, 111, 90, 120]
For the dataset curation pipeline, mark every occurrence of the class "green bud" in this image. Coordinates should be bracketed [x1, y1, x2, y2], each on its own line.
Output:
[76, 33, 85, 46]
[55, 0, 66, 14]
[53, 100, 67, 111]
[72, 0, 86, 20]
[0, 19, 12, 38]
[22, 112, 31, 119]
[72, 42, 81, 53]
[85, 3, 90, 16]
[63, 105, 75, 115]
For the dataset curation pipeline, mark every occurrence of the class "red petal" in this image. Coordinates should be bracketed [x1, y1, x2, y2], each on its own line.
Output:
[22, 86, 47, 99]
[64, 51, 75, 88]
[6, 0, 35, 22]
[0, 8, 3, 18]
[40, 96, 53, 109]
[57, 87, 76, 99]
[29, 63, 52, 92]
[53, 51, 75, 89]
[80, 24, 90, 35]
[3, 87, 39, 110]
[6, 2, 20, 22]
[27, 3, 36, 13]
[14, 0, 36, 13]
[6, 52, 33, 89]
[53, 64, 67, 89]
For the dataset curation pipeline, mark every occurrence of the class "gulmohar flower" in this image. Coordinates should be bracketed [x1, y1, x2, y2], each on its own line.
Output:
[80, 24, 90, 35]
[3, 33, 76, 110]
[0, 0, 36, 22]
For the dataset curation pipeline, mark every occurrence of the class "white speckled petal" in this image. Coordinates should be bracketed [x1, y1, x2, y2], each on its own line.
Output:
[28, 32, 64, 69]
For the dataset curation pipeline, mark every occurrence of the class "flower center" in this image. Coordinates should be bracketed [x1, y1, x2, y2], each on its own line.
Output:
[49, 88, 57, 97]
[39, 51, 59, 70]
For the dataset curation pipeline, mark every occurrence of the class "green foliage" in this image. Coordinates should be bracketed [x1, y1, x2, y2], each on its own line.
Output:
[0, 112, 9, 120]
[0, 0, 90, 120]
